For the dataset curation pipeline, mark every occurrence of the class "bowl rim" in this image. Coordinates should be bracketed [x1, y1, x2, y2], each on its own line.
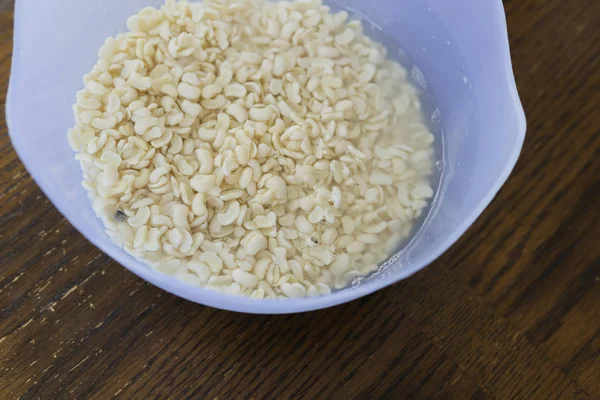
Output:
[6, 0, 526, 314]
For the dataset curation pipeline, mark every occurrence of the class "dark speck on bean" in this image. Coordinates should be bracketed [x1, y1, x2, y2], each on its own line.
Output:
[114, 210, 127, 222]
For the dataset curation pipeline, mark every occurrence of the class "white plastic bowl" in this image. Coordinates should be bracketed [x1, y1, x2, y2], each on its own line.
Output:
[7, 0, 526, 313]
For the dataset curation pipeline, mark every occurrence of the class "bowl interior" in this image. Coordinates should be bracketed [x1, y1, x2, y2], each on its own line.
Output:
[7, 0, 525, 313]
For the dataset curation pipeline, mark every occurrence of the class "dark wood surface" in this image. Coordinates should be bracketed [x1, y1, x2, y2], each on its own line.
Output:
[1, 1, 599, 398]
[0, 1, 10, 13]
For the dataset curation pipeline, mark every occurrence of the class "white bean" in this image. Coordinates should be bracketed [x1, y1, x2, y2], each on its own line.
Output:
[232, 268, 259, 288]
[198, 251, 223, 273]
[177, 82, 202, 100]
[281, 282, 305, 299]
[217, 201, 241, 226]
[244, 232, 267, 256]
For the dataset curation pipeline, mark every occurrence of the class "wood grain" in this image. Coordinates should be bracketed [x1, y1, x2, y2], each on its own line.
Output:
[1, 0, 599, 398]
[0, 1, 11, 13]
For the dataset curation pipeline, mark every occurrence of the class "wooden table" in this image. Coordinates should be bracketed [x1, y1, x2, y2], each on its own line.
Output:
[1, 1, 598, 398]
